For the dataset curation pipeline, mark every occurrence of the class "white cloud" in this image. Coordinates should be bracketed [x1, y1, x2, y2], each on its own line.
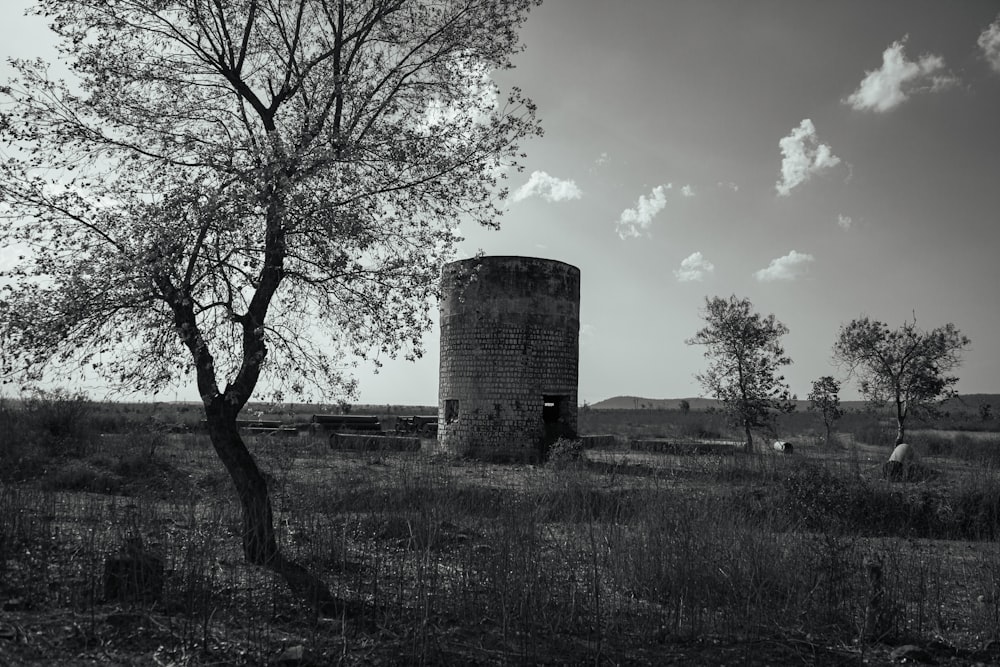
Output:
[844, 37, 956, 113]
[775, 119, 841, 196]
[680, 184, 695, 198]
[717, 181, 739, 192]
[754, 250, 815, 282]
[674, 252, 714, 282]
[837, 214, 853, 230]
[511, 170, 582, 203]
[595, 152, 609, 166]
[616, 185, 669, 239]
[979, 16, 1000, 74]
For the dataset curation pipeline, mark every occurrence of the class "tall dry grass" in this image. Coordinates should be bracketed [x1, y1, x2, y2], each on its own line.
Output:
[3, 393, 1000, 662]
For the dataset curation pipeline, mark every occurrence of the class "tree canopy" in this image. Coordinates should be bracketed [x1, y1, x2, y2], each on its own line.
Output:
[0, 0, 541, 404]
[686, 295, 794, 452]
[833, 317, 969, 445]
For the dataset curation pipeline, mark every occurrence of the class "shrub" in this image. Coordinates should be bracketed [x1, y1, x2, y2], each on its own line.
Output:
[914, 431, 1000, 465]
[678, 419, 723, 440]
[547, 437, 583, 467]
[41, 460, 123, 494]
[21, 388, 96, 456]
[847, 419, 895, 447]
[777, 461, 859, 532]
[0, 397, 45, 479]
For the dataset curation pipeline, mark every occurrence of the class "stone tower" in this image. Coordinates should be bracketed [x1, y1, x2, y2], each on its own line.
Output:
[438, 256, 580, 461]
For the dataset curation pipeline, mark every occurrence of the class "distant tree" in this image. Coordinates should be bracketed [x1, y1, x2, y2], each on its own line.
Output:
[980, 403, 993, 422]
[807, 376, 843, 445]
[678, 399, 691, 414]
[686, 295, 794, 452]
[833, 317, 970, 445]
[0, 0, 540, 611]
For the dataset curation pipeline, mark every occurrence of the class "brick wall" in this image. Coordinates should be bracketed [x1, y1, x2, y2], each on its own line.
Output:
[438, 256, 580, 460]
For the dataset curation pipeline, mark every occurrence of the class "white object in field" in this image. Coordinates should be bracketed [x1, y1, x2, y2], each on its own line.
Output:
[888, 442, 913, 463]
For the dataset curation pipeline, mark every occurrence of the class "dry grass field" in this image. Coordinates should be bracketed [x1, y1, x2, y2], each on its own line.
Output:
[2, 395, 1000, 664]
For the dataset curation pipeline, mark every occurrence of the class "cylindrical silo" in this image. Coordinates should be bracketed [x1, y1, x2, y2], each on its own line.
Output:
[438, 256, 580, 461]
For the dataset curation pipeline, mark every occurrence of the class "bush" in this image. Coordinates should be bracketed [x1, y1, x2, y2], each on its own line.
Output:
[41, 460, 123, 494]
[847, 418, 895, 447]
[21, 388, 96, 456]
[777, 461, 859, 532]
[0, 397, 44, 479]
[914, 431, 1000, 465]
[678, 419, 723, 440]
[547, 437, 583, 467]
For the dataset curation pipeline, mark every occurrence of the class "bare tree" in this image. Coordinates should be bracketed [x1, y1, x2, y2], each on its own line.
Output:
[686, 295, 794, 452]
[0, 0, 541, 611]
[833, 317, 969, 445]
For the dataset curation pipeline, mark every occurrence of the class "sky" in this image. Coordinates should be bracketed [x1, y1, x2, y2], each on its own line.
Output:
[2, 1, 1000, 406]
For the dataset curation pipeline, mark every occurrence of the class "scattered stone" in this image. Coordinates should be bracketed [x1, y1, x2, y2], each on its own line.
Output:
[864, 557, 894, 641]
[1, 598, 27, 612]
[889, 442, 914, 464]
[102, 536, 164, 604]
[889, 644, 935, 664]
[883, 443, 927, 481]
[772, 440, 793, 453]
[105, 611, 144, 628]
[275, 644, 305, 664]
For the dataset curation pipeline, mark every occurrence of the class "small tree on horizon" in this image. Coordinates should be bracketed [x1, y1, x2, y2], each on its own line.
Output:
[0, 0, 541, 612]
[807, 375, 843, 446]
[686, 295, 795, 453]
[833, 316, 970, 445]
[678, 399, 691, 414]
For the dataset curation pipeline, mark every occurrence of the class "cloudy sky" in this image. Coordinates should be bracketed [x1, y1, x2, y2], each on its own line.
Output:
[3, 1, 1000, 405]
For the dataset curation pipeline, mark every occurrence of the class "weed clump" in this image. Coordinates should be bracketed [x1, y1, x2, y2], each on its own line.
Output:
[41, 460, 124, 494]
[547, 437, 584, 467]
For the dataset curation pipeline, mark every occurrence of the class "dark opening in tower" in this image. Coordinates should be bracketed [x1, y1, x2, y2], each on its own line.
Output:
[542, 394, 569, 450]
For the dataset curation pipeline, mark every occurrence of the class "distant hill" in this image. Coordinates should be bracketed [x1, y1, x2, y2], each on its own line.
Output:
[589, 394, 1000, 413]
[589, 396, 720, 411]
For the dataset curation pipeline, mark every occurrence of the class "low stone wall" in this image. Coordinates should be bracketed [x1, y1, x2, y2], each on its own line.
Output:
[245, 427, 299, 437]
[329, 433, 421, 452]
[628, 439, 739, 455]
[579, 434, 620, 449]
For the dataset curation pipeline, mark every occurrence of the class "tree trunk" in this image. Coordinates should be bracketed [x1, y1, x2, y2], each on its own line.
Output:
[895, 399, 906, 445]
[744, 420, 754, 453]
[203, 406, 347, 615]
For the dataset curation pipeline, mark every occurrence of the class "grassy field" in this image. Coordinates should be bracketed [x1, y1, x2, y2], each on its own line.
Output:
[2, 394, 1000, 664]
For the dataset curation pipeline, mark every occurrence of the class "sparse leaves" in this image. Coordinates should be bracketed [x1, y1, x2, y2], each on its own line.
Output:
[833, 316, 969, 444]
[686, 295, 794, 452]
[0, 0, 542, 406]
[807, 376, 842, 446]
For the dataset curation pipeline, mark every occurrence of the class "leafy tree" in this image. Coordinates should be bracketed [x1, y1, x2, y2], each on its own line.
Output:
[833, 317, 969, 445]
[0, 0, 540, 611]
[678, 399, 690, 414]
[807, 375, 843, 446]
[981, 403, 993, 422]
[686, 295, 794, 452]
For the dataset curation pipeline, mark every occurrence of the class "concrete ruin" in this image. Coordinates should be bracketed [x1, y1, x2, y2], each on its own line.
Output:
[437, 256, 580, 461]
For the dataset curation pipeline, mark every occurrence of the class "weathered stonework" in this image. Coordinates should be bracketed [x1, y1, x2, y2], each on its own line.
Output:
[438, 256, 580, 461]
